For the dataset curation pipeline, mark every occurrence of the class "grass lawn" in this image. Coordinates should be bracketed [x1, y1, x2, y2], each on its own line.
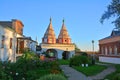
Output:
[104, 64, 120, 80]
[26, 68, 50, 79]
[73, 64, 107, 76]
[57, 59, 70, 65]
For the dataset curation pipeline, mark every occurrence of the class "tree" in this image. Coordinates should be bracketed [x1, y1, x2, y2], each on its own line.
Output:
[74, 43, 81, 52]
[101, 0, 120, 28]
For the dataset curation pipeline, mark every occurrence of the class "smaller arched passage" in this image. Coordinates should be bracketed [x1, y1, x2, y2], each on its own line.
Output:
[62, 51, 70, 60]
[46, 49, 58, 58]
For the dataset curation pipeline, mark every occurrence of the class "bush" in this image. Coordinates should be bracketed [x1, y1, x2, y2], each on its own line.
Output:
[80, 56, 89, 64]
[0, 51, 63, 80]
[69, 55, 89, 66]
[112, 73, 120, 80]
[69, 56, 81, 66]
[80, 52, 88, 56]
[37, 74, 67, 80]
[50, 61, 61, 74]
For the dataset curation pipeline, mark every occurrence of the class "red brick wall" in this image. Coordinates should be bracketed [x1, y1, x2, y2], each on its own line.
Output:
[99, 41, 120, 55]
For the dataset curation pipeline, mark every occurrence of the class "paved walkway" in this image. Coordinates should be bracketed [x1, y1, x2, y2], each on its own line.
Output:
[60, 65, 92, 80]
[60, 63, 116, 80]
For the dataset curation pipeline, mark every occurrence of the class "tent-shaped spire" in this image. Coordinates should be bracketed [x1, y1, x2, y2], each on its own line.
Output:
[36, 36, 38, 45]
[42, 18, 56, 43]
[58, 19, 71, 44]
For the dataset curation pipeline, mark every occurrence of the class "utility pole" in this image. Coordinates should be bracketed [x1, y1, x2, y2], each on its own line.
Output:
[92, 40, 95, 65]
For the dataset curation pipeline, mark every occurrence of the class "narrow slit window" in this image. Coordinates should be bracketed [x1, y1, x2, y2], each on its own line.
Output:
[1, 35, 5, 48]
[10, 38, 12, 49]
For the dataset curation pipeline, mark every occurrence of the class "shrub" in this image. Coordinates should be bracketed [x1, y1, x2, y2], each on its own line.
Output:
[69, 55, 89, 66]
[112, 73, 120, 80]
[80, 52, 88, 56]
[0, 51, 62, 80]
[69, 56, 81, 66]
[50, 61, 61, 74]
[37, 74, 67, 80]
[0, 63, 7, 80]
[80, 56, 89, 64]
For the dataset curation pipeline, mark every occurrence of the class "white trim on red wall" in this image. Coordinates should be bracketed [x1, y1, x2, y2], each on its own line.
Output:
[99, 56, 120, 64]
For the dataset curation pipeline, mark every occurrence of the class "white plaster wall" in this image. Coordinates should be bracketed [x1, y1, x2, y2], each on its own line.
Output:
[0, 25, 17, 62]
[16, 33, 23, 37]
[41, 48, 75, 59]
[57, 49, 63, 59]
[69, 51, 75, 58]
[99, 56, 120, 64]
[24, 40, 29, 48]
[24, 39, 37, 53]
[41, 43, 75, 51]
[30, 42, 37, 53]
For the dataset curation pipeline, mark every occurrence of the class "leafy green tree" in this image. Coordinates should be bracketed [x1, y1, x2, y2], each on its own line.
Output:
[74, 43, 81, 52]
[101, 0, 120, 28]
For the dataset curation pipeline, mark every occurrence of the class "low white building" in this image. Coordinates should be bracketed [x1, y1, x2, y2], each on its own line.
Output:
[0, 19, 37, 62]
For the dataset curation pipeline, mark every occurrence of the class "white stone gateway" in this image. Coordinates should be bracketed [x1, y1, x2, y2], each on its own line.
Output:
[40, 18, 75, 59]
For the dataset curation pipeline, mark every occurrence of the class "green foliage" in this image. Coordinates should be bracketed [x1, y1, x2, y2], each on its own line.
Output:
[50, 61, 61, 74]
[0, 64, 8, 80]
[21, 50, 39, 60]
[101, 0, 120, 28]
[57, 59, 70, 65]
[73, 65, 107, 76]
[69, 55, 89, 66]
[75, 43, 81, 52]
[80, 56, 89, 64]
[69, 56, 81, 66]
[0, 50, 62, 80]
[112, 73, 120, 80]
[37, 74, 67, 80]
[80, 52, 88, 56]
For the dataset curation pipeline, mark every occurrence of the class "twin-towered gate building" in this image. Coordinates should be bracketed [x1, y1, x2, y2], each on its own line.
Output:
[41, 18, 75, 59]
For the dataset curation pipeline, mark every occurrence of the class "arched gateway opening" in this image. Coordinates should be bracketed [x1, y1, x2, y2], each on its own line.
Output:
[46, 49, 58, 58]
[62, 51, 70, 60]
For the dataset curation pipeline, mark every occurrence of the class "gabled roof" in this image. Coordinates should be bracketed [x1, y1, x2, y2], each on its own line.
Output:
[58, 19, 70, 39]
[17, 37, 37, 43]
[0, 21, 12, 28]
[111, 30, 120, 36]
[43, 18, 56, 39]
[100, 29, 120, 40]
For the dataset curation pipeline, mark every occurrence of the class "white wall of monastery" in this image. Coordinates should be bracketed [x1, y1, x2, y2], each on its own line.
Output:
[41, 44, 75, 51]
[41, 43, 75, 59]
[0, 23, 36, 62]
[99, 56, 120, 64]
[30, 41, 37, 53]
[0, 25, 16, 62]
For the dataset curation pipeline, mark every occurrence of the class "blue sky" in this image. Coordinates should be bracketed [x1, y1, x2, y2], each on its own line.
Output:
[0, 0, 115, 51]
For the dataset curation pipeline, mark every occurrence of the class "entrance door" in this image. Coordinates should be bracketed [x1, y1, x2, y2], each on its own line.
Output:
[62, 51, 70, 60]
[19, 41, 24, 53]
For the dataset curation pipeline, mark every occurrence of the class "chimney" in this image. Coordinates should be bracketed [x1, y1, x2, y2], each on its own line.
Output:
[12, 19, 17, 30]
